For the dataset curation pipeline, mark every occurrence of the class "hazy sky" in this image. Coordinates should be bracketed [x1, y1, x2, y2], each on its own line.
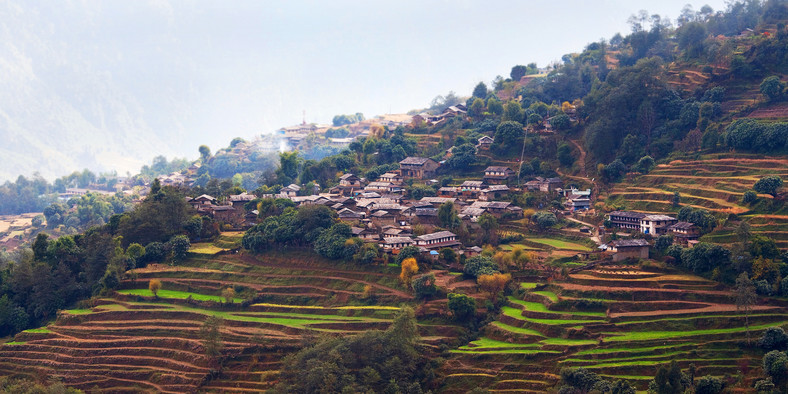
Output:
[1, 0, 733, 180]
[185, 0, 732, 132]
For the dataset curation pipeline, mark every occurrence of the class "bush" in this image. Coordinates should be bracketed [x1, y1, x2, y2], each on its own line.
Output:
[695, 376, 723, 394]
[531, 211, 557, 230]
[463, 256, 499, 278]
[763, 350, 788, 385]
[447, 293, 476, 320]
[760, 327, 788, 352]
[756, 279, 774, 296]
[412, 274, 437, 299]
[743, 190, 758, 204]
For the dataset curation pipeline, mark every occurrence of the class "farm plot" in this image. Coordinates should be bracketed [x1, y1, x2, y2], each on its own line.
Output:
[439, 264, 787, 392]
[0, 249, 451, 393]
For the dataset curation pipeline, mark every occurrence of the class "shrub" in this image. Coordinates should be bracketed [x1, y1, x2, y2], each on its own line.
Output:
[531, 211, 557, 230]
[412, 274, 437, 299]
[760, 327, 788, 351]
[742, 190, 758, 204]
[447, 293, 476, 320]
[148, 279, 162, 297]
[763, 350, 788, 385]
[463, 256, 499, 278]
[695, 376, 723, 394]
[756, 279, 773, 296]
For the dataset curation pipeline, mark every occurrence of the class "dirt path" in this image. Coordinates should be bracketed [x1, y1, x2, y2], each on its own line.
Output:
[568, 139, 587, 177]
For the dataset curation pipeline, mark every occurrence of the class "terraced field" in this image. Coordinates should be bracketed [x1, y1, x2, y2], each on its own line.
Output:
[607, 154, 788, 249]
[437, 264, 787, 392]
[0, 238, 463, 393]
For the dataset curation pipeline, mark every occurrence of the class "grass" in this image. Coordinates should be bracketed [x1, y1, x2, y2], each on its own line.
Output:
[63, 309, 93, 315]
[603, 321, 788, 342]
[450, 349, 560, 355]
[23, 328, 51, 333]
[117, 289, 244, 303]
[508, 297, 605, 317]
[490, 321, 544, 337]
[97, 300, 392, 331]
[576, 344, 692, 356]
[253, 303, 401, 311]
[526, 238, 592, 251]
[189, 244, 227, 254]
[460, 338, 541, 350]
[520, 282, 538, 289]
[533, 291, 559, 302]
[540, 338, 598, 346]
[3, 342, 25, 345]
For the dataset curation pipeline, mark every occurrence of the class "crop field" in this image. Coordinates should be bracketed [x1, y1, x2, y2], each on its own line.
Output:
[1, 233, 786, 392]
[0, 245, 465, 393]
[606, 154, 788, 249]
[437, 264, 787, 392]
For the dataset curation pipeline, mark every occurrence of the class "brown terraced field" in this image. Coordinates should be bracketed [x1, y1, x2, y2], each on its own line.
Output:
[438, 264, 788, 392]
[1, 233, 787, 392]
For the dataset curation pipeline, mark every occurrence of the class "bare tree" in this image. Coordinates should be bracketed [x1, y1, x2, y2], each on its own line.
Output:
[734, 273, 757, 344]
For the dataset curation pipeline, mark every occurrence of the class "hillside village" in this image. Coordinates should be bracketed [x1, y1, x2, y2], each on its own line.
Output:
[0, 1, 787, 393]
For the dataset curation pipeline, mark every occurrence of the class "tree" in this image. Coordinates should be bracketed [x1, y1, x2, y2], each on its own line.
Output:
[487, 97, 503, 115]
[447, 293, 476, 320]
[503, 101, 522, 123]
[463, 256, 499, 278]
[477, 273, 511, 301]
[149, 279, 162, 297]
[198, 145, 211, 162]
[510, 65, 528, 81]
[759, 327, 788, 351]
[493, 121, 524, 155]
[651, 361, 687, 394]
[469, 98, 485, 118]
[472, 82, 488, 98]
[763, 350, 788, 387]
[400, 258, 419, 287]
[200, 316, 224, 364]
[742, 190, 758, 204]
[551, 113, 571, 131]
[439, 248, 457, 265]
[447, 143, 477, 170]
[695, 376, 723, 394]
[531, 211, 557, 230]
[168, 235, 191, 264]
[412, 274, 437, 299]
[438, 201, 461, 229]
[760, 75, 786, 101]
[477, 213, 499, 245]
[221, 287, 235, 303]
[634, 155, 655, 174]
[753, 176, 784, 197]
[557, 143, 574, 167]
[734, 272, 757, 344]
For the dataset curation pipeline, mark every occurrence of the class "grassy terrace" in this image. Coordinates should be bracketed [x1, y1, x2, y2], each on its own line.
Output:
[117, 289, 244, 303]
[526, 237, 592, 251]
[490, 321, 544, 336]
[532, 290, 559, 302]
[603, 321, 788, 342]
[508, 297, 606, 317]
[502, 306, 603, 325]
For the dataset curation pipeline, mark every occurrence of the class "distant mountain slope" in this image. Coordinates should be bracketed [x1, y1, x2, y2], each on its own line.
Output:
[0, 1, 191, 180]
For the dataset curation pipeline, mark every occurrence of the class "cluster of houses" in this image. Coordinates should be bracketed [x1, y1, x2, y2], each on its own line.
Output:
[412, 104, 467, 127]
[186, 193, 258, 227]
[189, 157, 574, 260]
[599, 210, 702, 262]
